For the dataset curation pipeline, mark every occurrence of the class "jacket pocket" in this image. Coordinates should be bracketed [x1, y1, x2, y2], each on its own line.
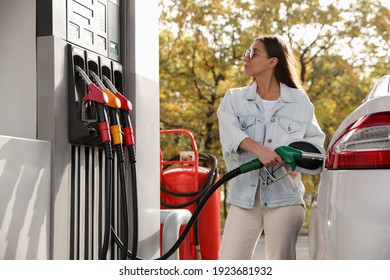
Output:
[278, 117, 302, 134]
[238, 114, 256, 130]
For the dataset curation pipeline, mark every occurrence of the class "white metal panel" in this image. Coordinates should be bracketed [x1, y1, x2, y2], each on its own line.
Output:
[37, 36, 72, 259]
[136, 0, 160, 82]
[122, 0, 161, 259]
[0, 0, 37, 139]
[0, 136, 51, 259]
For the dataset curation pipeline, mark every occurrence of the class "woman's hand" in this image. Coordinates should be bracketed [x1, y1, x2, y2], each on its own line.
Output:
[239, 138, 283, 167]
[256, 145, 284, 167]
[285, 165, 299, 179]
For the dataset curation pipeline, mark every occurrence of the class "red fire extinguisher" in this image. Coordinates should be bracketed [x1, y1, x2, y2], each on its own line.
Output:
[160, 129, 220, 260]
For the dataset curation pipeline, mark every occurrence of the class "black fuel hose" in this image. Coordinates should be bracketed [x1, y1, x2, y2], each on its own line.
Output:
[99, 141, 113, 260]
[107, 107, 138, 260]
[106, 103, 130, 260]
[156, 166, 239, 260]
[75, 69, 132, 260]
[160, 153, 218, 208]
[110, 145, 321, 260]
[100, 142, 136, 261]
[127, 144, 138, 260]
[109, 146, 138, 260]
[116, 144, 129, 260]
[97, 103, 114, 260]
[110, 157, 262, 260]
[160, 152, 218, 259]
[108, 136, 138, 260]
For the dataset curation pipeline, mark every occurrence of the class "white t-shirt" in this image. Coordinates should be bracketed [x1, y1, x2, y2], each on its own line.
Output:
[257, 95, 278, 123]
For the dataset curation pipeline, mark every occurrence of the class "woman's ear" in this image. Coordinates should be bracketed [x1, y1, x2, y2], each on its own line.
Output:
[268, 57, 278, 69]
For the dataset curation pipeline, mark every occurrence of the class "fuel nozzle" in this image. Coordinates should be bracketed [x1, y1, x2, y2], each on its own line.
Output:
[102, 75, 132, 112]
[74, 65, 110, 143]
[102, 75, 135, 148]
[239, 146, 307, 174]
[89, 71, 121, 109]
[74, 65, 108, 105]
[239, 145, 325, 188]
[88, 71, 124, 147]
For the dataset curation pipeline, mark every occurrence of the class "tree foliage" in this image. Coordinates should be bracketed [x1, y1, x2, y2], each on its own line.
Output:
[159, 0, 390, 199]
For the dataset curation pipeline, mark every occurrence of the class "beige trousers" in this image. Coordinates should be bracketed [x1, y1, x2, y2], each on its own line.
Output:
[219, 190, 305, 260]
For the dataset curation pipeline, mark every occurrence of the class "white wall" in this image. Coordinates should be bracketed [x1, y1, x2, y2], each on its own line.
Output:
[0, 136, 51, 259]
[0, 0, 37, 139]
[122, 0, 161, 259]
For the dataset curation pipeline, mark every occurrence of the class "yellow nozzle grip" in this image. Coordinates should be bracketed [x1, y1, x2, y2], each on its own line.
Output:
[103, 88, 121, 108]
[110, 125, 123, 145]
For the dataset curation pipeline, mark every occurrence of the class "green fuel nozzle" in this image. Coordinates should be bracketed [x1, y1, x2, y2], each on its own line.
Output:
[275, 146, 302, 171]
[239, 158, 263, 174]
[238, 146, 303, 174]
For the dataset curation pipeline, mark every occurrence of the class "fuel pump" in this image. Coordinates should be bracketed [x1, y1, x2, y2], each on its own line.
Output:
[72, 59, 141, 260]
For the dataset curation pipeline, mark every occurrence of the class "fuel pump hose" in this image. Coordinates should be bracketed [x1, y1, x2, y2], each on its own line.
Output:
[110, 145, 310, 260]
[101, 75, 139, 260]
[156, 157, 261, 260]
[160, 152, 219, 259]
[110, 156, 262, 260]
[154, 145, 319, 259]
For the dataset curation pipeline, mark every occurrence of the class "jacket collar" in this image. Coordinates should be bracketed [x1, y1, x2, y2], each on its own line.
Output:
[243, 82, 296, 103]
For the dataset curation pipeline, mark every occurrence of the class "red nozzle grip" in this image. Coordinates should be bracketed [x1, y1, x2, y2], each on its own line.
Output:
[123, 126, 135, 146]
[99, 122, 111, 143]
[114, 92, 132, 111]
[82, 83, 109, 104]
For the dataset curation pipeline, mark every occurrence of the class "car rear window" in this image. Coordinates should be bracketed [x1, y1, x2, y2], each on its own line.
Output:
[362, 75, 390, 103]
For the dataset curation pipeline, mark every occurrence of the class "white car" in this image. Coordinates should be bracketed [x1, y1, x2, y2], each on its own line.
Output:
[309, 74, 390, 259]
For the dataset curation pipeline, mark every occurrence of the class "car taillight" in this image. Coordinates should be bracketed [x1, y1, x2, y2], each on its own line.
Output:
[326, 112, 390, 169]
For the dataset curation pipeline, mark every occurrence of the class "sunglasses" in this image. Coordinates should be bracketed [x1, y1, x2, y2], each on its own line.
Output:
[244, 48, 271, 60]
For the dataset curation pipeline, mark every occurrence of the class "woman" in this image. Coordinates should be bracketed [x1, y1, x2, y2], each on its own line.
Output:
[217, 35, 325, 260]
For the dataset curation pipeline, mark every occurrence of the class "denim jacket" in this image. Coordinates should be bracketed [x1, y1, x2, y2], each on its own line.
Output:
[217, 82, 325, 209]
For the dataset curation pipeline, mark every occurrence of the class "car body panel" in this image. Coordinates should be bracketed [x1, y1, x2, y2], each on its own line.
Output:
[310, 169, 390, 259]
[309, 75, 390, 259]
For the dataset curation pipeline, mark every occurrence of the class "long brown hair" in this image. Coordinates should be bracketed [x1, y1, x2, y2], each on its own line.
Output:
[254, 35, 303, 90]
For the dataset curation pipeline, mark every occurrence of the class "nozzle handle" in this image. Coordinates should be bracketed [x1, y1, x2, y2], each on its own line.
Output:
[74, 65, 92, 85]
[239, 158, 263, 174]
[102, 75, 117, 92]
[239, 145, 303, 174]
[102, 75, 132, 111]
[275, 146, 302, 171]
[89, 71, 106, 89]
